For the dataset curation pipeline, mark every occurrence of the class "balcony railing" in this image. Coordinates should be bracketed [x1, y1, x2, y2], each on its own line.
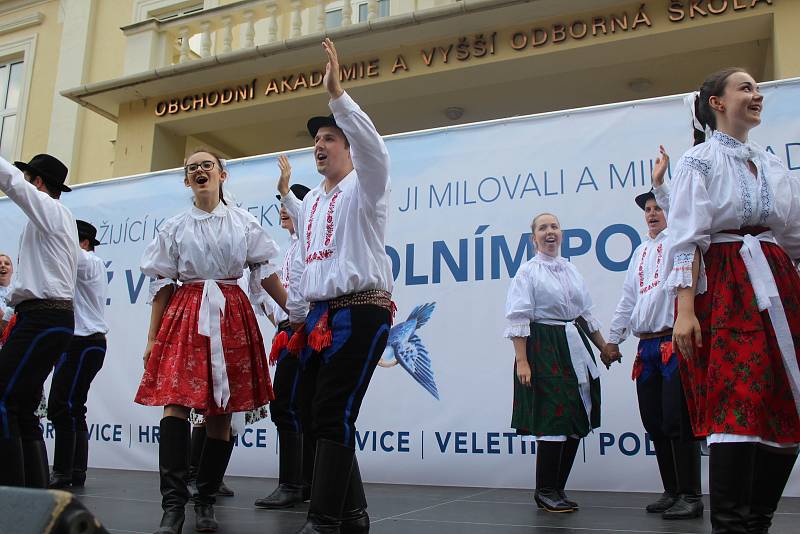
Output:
[121, 0, 461, 75]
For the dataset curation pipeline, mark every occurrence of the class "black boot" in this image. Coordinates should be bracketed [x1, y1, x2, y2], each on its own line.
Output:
[663, 439, 703, 520]
[646, 438, 679, 513]
[302, 434, 315, 501]
[746, 446, 798, 533]
[710, 443, 755, 534]
[255, 431, 304, 509]
[49, 429, 76, 489]
[21, 439, 49, 489]
[0, 437, 25, 486]
[155, 416, 190, 534]
[534, 441, 572, 513]
[194, 436, 234, 532]
[341, 456, 369, 534]
[557, 437, 580, 510]
[72, 430, 89, 487]
[296, 438, 355, 533]
[187, 426, 205, 497]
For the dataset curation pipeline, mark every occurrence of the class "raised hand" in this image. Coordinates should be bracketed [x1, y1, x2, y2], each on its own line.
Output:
[653, 145, 670, 187]
[321, 38, 344, 99]
[277, 155, 291, 197]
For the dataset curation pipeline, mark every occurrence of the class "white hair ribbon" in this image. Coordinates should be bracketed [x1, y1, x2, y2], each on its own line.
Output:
[683, 91, 713, 140]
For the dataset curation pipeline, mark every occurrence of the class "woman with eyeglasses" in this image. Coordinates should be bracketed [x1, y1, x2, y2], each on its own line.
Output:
[136, 148, 287, 534]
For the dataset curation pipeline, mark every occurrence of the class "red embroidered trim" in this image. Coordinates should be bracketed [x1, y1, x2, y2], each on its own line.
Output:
[306, 249, 335, 264]
[638, 242, 663, 295]
[324, 191, 341, 246]
[306, 196, 321, 249]
[304, 191, 341, 265]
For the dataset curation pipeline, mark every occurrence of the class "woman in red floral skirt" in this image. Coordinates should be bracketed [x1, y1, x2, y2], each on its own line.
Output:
[136, 149, 287, 534]
[668, 69, 800, 533]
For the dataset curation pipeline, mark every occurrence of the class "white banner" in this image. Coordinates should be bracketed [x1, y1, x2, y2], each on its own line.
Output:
[2, 79, 799, 495]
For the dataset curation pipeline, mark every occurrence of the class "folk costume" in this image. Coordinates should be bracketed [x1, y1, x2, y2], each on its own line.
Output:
[287, 91, 394, 532]
[47, 221, 109, 489]
[505, 252, 602, 512]
[255, 183, 314, 510]
[608, 186, 702, 519]
[0, 154, 77, 488]
[667, 130, 800, 532]
[136, 201, 280, 534]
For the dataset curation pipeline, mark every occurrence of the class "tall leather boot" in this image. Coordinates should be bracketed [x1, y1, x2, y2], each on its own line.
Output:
[255, 431, 304, 509]
[710, 443, 755, 534]
[49, 429, 76, 488]
[187, 426, 205, 496]
[646, 438, 679, 513]
[534, 441, 572, 513]
[0, 437, 25, 486]
[663, 439, 703, 519]
[155, 416, 190, 534]
[341, 456, 369, 534]
[557, 437, 580, 510]
[194, 436, 234, 533]
[746, 446, 798, 533]
[21, 439, 49, 489]
[296, 438, 355, 534]
[302, 434, 315, 502]
[71, 430, 89, 487]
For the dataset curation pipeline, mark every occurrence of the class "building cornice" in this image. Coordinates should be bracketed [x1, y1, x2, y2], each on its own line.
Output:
[0, 11, 44, 37]
[0, 0, 49, 17]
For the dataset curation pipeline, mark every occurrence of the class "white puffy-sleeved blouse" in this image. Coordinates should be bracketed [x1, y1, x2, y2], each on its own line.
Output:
[140, 202, 280, 303]
[665, 131, 800, 293]
[504, 253, 602, 338]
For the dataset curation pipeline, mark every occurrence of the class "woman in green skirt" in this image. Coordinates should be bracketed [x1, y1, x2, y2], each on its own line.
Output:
[505, 212, 607, 513]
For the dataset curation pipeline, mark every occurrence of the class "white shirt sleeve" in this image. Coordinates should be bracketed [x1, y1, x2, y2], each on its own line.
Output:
[245, 215, 280, 303]
[77, 249, 103, 283]
[770, 167, 800, 261]
[504, 267, 534, 338]
[665, 156, 712, 294]
[287, 237, 308, 324]
[653, 182, 670, 218]
[607, 254, 638, 344]
[140, 223, 179, 303]
[0, 157, 70, 235]
[329, 91, 390, 206]
[280, 191, 304, 231]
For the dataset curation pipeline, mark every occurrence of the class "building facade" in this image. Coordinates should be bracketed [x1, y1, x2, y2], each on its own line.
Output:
[0, 0, 796, 186]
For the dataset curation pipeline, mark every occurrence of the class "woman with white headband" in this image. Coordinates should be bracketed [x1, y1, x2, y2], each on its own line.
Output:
[136, 147, 287, 534]
[668, 68, 800, 533]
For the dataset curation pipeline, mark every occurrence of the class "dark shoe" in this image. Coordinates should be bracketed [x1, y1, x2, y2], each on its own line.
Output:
[557, 438, 580, 511]
[0, 437, 25, 486]
[49, 429, 76, 489]
[154, 509, 185, 534]
[194, 503, 217, 532]
[747, 446, 798, 533]
[157, 417, 191, 533]
[216, 480, 234, 497]
[255, 431, 304, 509]
[341, 456, 369, 533]
[710, 443, 756, 534]
[558, 490, 579, 510]
[21, 439, 49, 489]
[71, 430, 89, 487]
[663, 494, 704, 520]
[194, 436, 234, 532]
[646, 492, 679, 513]
[534, 489, 573, 513]
[296, 439, 356, 534]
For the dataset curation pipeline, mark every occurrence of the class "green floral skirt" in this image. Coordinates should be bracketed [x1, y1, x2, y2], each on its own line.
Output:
[511, 322, 601, 437]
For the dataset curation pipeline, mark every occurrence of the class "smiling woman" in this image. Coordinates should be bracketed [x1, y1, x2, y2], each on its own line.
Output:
[184, 147, 227, 209]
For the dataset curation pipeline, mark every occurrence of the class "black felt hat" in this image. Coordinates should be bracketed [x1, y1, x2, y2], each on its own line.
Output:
[307, 114, 342, 138]
[276, 184, 311, 201]
[635, 189, 656, 210]
[76, 220, 100, 247]
[14, 154, 71, 192]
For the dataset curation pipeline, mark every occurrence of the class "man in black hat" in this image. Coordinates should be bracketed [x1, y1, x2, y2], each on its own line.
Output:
[285, 38, 393, 534]
[47, 220, 109, 489]
[254, 155, 314, 510]
[603, 146, 703, 520]
[0, 154, 78, 487]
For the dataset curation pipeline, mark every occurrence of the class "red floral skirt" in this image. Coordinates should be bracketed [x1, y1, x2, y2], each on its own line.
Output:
[135, 283, 274, 415]
[680, 240, 800, 442]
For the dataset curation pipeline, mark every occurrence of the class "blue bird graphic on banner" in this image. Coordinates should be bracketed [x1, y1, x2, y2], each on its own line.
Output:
[379, 303, 439, 400]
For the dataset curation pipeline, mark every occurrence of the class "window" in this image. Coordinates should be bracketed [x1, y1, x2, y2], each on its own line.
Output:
[150, 1, 204, 21]
[326, 8, 343, 28]
[0, 60, 23, 161]
[358, 0, 389, 22]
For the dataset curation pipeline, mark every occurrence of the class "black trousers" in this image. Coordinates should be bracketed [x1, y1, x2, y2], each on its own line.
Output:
[47, 334, 107, 432]
[635, 336, 691, 440]
[0, 308, 74, 442]
[270, 325, 305, 434]
[299, 304, 391, 447]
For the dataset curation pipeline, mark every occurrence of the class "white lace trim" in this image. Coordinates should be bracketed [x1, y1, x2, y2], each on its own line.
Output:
[665, 251, 707, 296]
[504, 322, 530, 339]
[147, 278, 176, 304]
[248, 261, 277, 310]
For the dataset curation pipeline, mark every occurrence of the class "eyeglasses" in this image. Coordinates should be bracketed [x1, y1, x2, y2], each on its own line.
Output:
[185, 160, 216, 174]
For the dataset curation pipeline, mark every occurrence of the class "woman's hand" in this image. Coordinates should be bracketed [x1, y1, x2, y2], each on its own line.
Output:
[653, 145, 670, 187]
[277, 155, 291, 197]
[673, 311, 702, 359]
[143, 339, 155, 369]
[516, 359, 532, 387]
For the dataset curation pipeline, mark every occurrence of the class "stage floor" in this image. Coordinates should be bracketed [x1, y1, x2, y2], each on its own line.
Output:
[72, 469, 799, 533]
